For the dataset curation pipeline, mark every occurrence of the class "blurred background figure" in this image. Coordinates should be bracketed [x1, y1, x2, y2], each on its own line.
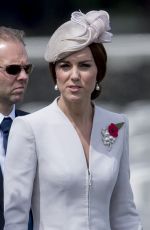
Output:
[0, 1, 150, 229]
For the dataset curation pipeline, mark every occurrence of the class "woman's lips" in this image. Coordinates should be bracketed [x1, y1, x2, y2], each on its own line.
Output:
[68, 85, 82, 92]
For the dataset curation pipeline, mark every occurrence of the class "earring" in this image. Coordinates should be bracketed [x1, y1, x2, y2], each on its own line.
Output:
[96, 83, 100, 91]
[54, 84, 58, 90]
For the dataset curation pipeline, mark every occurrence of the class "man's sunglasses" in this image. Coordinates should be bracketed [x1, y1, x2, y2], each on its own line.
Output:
[0, 64, 33, 76]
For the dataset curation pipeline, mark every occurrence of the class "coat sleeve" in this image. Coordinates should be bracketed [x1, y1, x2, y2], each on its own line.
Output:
[109, 116, 143, 230]
[4, 117, 37, 230]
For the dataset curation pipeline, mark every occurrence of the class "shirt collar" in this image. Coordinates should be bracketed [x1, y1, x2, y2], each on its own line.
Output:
[0, 105, 16, 123]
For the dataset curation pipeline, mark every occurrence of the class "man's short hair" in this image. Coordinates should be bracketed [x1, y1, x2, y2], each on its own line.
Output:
[0, 26, 25, 45]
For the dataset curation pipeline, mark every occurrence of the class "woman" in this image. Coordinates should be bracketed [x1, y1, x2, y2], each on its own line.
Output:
[4, 10, 142, 230]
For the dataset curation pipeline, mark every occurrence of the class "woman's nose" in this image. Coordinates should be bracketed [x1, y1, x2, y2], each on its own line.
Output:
[70, 67, 80, 80]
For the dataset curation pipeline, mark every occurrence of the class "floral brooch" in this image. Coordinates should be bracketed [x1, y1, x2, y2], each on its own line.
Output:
[101, 122, 124, 151]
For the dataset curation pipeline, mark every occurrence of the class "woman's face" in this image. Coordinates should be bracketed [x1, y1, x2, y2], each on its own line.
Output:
[55, 47, 97, 103]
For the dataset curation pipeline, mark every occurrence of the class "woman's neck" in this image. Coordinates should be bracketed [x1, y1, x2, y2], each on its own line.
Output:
[57, 97, 94, 126]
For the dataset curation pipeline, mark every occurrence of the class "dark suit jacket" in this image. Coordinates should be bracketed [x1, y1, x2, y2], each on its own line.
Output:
[0, 109, 33, 230]
[15, 109, 28, 117]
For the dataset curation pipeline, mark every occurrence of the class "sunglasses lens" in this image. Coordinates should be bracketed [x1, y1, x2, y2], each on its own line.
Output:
[24, 64, 33, 74]
[6, 64, 33, 75]
[6, 65, 21, 75]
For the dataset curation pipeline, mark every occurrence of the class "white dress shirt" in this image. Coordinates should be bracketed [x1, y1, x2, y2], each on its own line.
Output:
[0, 105, 15, 174]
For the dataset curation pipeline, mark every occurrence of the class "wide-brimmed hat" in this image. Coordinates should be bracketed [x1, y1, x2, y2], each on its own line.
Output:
[44, 10, 112, 63]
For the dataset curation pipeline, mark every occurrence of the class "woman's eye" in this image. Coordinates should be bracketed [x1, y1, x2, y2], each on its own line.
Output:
[80, 63, 91, 68]
[59, 63, 70, 69]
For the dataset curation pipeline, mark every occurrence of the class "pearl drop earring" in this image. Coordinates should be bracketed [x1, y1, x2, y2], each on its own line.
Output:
[54, 84, 58, 90]
[96, 83, 100, 91]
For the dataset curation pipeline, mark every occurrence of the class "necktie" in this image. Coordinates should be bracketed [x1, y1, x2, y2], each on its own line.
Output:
[0, 117, 12, 153]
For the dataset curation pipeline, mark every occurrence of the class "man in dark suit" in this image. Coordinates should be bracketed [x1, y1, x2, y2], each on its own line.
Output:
[0, 26, 33, 230]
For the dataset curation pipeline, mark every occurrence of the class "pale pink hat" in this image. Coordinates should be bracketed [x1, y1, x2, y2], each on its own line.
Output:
[44, 10, 112, 63]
